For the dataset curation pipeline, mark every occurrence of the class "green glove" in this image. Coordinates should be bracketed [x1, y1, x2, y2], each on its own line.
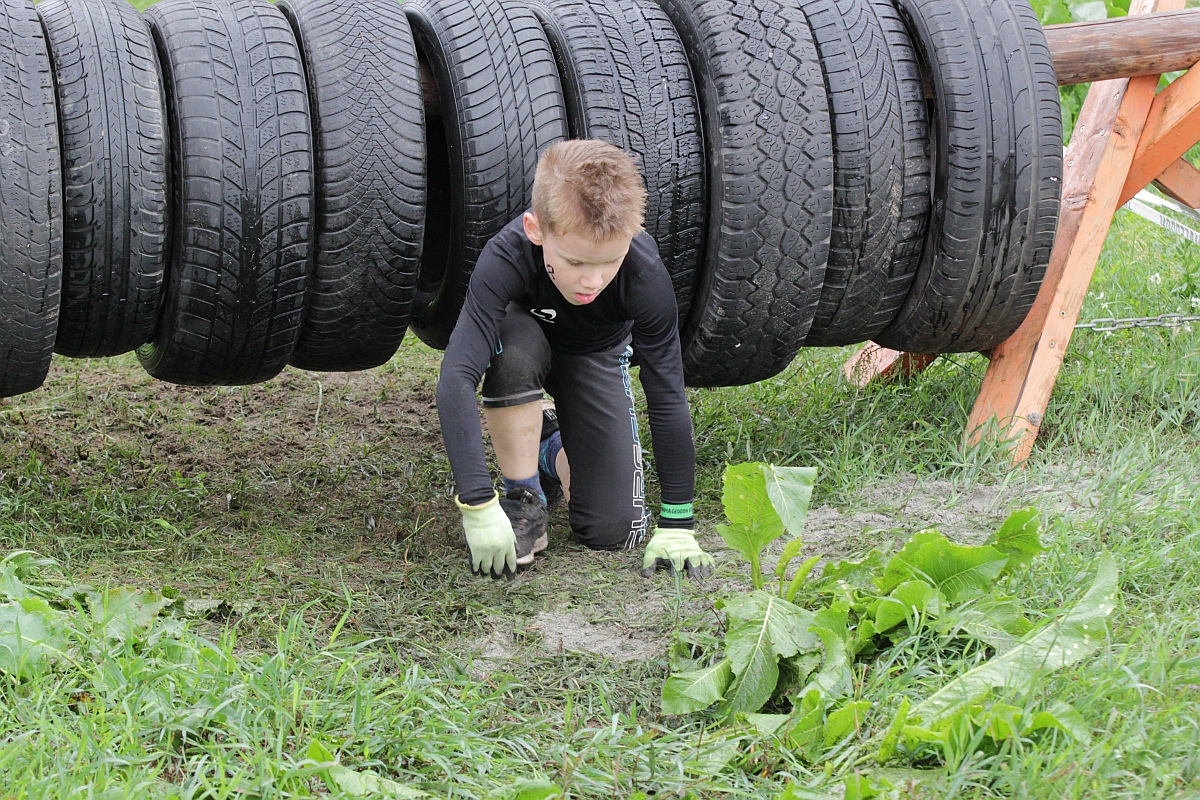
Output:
[640, 528, 714, 579]
[456, 492, 517, 578]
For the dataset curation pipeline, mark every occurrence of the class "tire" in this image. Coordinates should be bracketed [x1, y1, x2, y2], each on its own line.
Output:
[867, 0, 930, 340]
[278, 0, 426, 373]
[798, 0, 904, 347]
[0, 0, 61, 399]
[527, 0, 704, 318]
[405, 0, 567, 350]
[140, 0, 315, 386]
[875, 0, 1061, 354]
[655, 0, 834, 387]
[38, 0, 168, 359]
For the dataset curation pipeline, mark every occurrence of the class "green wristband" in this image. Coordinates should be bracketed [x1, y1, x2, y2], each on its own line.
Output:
[660, 502, 694, 519]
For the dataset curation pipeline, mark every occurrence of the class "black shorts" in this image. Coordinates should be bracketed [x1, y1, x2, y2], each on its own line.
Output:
[482, 303, 649, 551]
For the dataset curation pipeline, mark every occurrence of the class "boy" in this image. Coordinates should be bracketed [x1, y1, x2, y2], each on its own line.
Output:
[435, 139, 713, 580]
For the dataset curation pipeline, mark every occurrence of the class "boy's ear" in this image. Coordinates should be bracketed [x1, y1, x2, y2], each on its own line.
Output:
[523, 211, 544, 246]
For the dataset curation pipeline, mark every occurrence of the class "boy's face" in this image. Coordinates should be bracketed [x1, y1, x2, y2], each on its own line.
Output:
[524, 212, 630, 306]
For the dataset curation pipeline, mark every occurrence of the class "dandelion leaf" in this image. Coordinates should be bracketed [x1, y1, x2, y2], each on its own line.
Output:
[876, 530, 1008, 602]
[912, 552, 1118, 724]
[661, 658, 734, 715]
[762, 465, 816, 539]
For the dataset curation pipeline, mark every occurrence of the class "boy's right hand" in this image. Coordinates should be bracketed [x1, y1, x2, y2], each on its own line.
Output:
[456, 492, 518, 578]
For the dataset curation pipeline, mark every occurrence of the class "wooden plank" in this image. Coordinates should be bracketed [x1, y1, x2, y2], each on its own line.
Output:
[1118, 63, 1200, 206]
[1046, 9, 1200, 85]
[1153, 157, 1200, 208]
[843, 344, 937, 387]
[965, 70, 1165, 461]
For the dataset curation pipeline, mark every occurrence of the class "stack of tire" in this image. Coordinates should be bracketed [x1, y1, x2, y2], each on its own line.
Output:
[0, 0, 1061, 398]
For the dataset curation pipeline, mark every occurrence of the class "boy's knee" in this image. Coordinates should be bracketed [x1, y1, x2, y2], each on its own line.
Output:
[482, 305, 550, 405]
[571, 514, 649, 551]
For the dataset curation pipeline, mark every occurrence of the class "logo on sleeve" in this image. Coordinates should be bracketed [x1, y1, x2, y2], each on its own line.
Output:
[530, 308, 557, 323]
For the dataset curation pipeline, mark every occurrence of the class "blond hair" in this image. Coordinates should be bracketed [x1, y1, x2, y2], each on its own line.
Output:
[531, 140, 647, 242]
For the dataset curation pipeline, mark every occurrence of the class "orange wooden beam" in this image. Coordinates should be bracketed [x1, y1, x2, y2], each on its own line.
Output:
[1118, 60, 1200, 206]
[965, 63, 1167, 460]
[843, 344, 937, 387]
[1153, 157, 1200, 207]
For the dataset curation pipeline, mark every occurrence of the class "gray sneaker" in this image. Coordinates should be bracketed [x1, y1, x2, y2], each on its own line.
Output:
[501, 487, 548, 566]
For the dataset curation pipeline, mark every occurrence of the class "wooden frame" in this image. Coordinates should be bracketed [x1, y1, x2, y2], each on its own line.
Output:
[846, 0, 1200, 464]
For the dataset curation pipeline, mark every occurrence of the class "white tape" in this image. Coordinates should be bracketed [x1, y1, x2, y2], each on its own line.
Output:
[1133, 188, 1200, 222]
[1125, 194, 1200, 245]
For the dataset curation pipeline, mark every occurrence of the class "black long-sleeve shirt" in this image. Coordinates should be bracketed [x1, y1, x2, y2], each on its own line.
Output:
[436, 215, 695, 507]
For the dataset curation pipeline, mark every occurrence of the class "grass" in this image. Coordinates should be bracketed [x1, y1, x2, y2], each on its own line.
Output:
[1, 201, 1199, 798]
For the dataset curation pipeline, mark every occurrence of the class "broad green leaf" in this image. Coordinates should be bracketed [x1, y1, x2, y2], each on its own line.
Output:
[986, 509, 1047, 574]
[722, 592, 819, 713]
[0, 565, 31, 602]
[762, 465, 816, 539]
[817, 550, 888, 592]
[307, 740, 336, 763]
[937, 595, 1032, 653]
[901, 724, 945, 749]
[308, 741, 428, 798]
[971, 702, 1025, 741]
[685, 740, 739, 778]
[329, 765, 427, 798]
[662, 659, 733, 715]
[782, 689, 825, 756]
[720, 463, 785, 556]
[491, 780, 561, 800]
[725, 591, 821, 670]
[802, 627, 852, 701]
[776, 538, 805, 579]
[825, 701, 872, 746]
[843, 772, 894, 800]
[744, 712, 790, 735]
[876, 530, 1008, 603]
[716, 523, 763, 569]
[802, 600, 853, 700]
[0, 598, 65, 679]
[872, 581, 939, 634]
[1028, 701, 1090, 744]
[912, 552, 1118, 723]
[90, 587, 172, 641]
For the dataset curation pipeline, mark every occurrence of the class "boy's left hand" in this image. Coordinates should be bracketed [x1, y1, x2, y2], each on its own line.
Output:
[640, 528, 713, 580]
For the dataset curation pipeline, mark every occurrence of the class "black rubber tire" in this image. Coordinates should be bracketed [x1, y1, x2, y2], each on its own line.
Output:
[874, 0, 1061, 354]
[867, 0, 930, 340]
[0, 0, 62, 399]
[38, 0, 169, 359]
[405, 0, 567, 350]
[140, 0, 315, 386]
[278, 0, 426, 373]
[655, 0, 834, 387]
[527, 0, 705, 318]
[798, 0, 904, 348]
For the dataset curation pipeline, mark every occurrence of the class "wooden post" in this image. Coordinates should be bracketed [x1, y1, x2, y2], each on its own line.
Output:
[842, 1, 1200, 461]
[965, 0, 1190, 462]
[843, 344, 938, 387]
[1154, 157, 1200, 208]
[1119, 63, 1200, 206]
[1044, 9, 1200, 84]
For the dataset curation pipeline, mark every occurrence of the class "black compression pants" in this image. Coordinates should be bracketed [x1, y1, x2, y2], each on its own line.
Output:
[481, 304, 650, 551]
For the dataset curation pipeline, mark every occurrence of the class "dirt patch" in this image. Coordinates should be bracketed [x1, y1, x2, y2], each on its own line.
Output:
[470, 609, 664, 672]
[755, 471, 1097, 575]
